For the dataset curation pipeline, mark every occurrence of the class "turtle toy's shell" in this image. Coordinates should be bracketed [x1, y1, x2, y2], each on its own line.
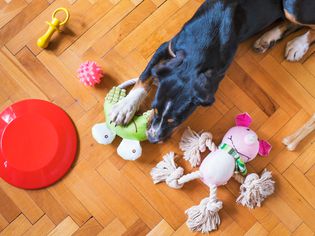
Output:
[104, 87, 152, 141]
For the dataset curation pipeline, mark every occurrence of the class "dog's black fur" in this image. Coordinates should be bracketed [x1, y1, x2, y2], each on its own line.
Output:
[138, 0, 314, 143]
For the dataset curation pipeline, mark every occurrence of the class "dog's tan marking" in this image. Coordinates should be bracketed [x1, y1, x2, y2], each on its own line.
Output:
[133, 78, 153, 92]
[285, 10, 315, 28]
[284, 10, 300, 25]
[310, 28, 315, 42]
[167, 118, 174, 123]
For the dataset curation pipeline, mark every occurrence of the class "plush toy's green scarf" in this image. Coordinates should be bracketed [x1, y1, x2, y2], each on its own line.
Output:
[219, 143, 247, 176]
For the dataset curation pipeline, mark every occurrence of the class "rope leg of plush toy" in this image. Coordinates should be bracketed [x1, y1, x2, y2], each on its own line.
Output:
[178, 171, 202, 185]
[179, 127, 217, 167]
[237, 169, 275, 209]
[185, 185, 223, 233]
[150, 152, 202, 189]
[151, 152, 184, 189]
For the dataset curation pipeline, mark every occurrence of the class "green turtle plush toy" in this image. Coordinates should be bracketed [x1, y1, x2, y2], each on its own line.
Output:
[92, 85, 152, 161]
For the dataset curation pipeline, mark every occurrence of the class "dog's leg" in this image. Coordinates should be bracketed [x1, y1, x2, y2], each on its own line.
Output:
[110, 79, 152, 125]
[110, 42, 169, 125]
[254, 21, 301, 53]
[285, 28, 315, 61]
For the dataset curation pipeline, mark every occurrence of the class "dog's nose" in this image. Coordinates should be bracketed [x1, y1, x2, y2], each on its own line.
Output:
[244, 133, 257, 145]
[147, 127, 161, 143]
[147, 135, 160, 144]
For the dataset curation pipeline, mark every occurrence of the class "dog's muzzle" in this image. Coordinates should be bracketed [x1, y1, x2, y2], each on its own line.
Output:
[147, 126, 161, 143]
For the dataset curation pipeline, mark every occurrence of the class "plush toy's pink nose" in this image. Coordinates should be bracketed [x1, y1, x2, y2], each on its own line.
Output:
[244, 134, 257, 145]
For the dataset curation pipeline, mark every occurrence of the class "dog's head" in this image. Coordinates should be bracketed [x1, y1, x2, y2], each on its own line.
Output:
[147, 50, 220, 143]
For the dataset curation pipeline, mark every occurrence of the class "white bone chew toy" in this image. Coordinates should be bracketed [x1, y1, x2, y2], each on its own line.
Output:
[151, 113, 275, 233]
[282, 113, 315, 151]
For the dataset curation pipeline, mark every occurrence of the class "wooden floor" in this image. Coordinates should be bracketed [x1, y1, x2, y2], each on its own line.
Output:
[1, 0, 315, 235]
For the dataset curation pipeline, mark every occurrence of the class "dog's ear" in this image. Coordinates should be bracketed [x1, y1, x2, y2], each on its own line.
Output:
[151, 50, 185, 78]
[193, 70, 216, 106]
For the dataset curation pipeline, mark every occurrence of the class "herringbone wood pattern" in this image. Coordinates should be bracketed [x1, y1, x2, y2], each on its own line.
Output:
[1, 0, 315, 235]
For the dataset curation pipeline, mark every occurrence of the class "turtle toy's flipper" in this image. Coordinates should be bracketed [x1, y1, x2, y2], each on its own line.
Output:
[92, 123, 116, 144]
[117, 139, 142, 161]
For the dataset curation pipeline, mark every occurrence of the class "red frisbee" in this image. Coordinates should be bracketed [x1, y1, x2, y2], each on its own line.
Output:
[0, 99, 77, 189]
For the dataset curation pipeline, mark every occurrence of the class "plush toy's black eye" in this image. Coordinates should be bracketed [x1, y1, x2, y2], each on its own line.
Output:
[104, 135, 108, 138]
[246, 128, 250, 131]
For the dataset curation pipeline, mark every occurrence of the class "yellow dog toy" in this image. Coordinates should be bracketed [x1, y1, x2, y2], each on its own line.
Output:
[37, 8, 69, 49]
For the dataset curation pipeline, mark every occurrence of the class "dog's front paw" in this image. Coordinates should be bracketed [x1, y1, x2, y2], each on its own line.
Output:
[254, 38, 274, 53]
[285, 33, 310, 62]
[110, 97, 138, 125]
[253, 28, 282, 53]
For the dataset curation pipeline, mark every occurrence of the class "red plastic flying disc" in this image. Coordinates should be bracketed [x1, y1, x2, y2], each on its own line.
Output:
[0, 99, 77, 189]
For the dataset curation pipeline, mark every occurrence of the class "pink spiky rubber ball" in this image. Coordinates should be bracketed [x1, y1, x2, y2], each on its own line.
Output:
[77, 61, 103, 86]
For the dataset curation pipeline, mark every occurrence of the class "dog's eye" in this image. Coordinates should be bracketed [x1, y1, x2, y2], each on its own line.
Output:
[167, 118, 174, 123]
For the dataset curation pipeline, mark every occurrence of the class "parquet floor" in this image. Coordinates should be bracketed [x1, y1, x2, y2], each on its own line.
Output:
[1, 0, 315, 235]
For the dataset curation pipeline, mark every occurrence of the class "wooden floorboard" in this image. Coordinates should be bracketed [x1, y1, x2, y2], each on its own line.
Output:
[1, 0, 315, 235]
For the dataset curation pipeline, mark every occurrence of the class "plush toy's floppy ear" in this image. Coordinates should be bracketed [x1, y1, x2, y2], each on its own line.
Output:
[235, 113, 252, 127]
[259, 140, 272, 156]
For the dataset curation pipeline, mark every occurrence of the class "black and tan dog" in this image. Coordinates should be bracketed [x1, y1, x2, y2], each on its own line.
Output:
[110, 0, 315, 143]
